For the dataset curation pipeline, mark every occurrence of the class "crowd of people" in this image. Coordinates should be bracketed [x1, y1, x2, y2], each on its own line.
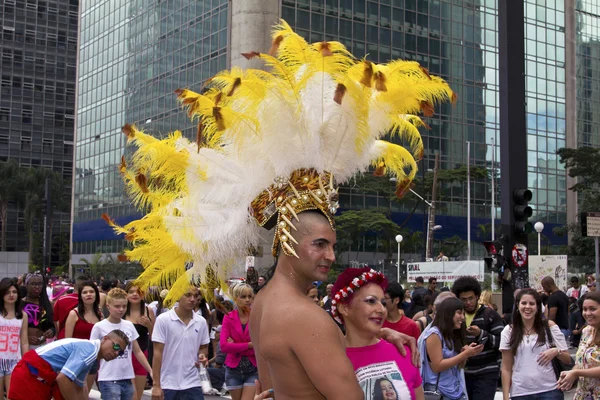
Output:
[301, 269, 600, 400]
[0, 260, 598, 400]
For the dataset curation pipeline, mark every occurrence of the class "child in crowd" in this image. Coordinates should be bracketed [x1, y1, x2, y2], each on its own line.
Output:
[90, 288, 152, 400]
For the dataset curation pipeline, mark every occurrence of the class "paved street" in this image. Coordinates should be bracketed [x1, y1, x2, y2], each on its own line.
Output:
[90, 386, 575, 399]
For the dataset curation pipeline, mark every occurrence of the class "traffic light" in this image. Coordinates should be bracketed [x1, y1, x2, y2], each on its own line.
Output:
[513, 189, 533, 234]
[483, 236, 506, 272]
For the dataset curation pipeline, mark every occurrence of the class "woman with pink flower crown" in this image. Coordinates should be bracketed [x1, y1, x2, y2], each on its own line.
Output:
[330, 267, 424, 400]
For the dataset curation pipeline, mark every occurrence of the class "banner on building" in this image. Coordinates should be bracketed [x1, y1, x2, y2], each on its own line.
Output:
[529, 255, 568, 292]
[406, 260, 484, 283]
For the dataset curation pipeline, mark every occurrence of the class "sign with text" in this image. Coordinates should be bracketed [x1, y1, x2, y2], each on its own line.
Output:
[406, 260, 484, 283]
[581, 212, 600, 237]
[529, 255, 568, 292]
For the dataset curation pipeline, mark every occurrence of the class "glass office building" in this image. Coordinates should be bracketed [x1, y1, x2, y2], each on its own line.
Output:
[0, 0, 77, 253]
[73, 0, 228, 256]
[72, 0, 600, 265]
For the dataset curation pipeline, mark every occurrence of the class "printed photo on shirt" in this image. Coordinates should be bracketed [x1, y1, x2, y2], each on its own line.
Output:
[355, 361, 411, 400]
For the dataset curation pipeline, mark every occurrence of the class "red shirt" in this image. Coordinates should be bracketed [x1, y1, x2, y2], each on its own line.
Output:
[382, 315, 420, 341]
[53, 294, 78, 339]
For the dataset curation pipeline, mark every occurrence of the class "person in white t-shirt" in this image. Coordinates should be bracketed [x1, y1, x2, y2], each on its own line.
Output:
[90, 288, 152, 400]
[500, 288, 572, 400]
[152, 287, 210, 400]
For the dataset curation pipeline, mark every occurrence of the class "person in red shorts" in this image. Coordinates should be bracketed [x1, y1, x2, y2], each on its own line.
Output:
[383, 282, 421, 341]
[8, 330, 128, 400]
[53, 275, 88, 339]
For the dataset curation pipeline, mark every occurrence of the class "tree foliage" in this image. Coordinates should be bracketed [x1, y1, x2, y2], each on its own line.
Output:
[335, 208, 401, 259]
[0, 161, 69, 264]
[0, 160, 22, 251]
[555, 147, 600, 267]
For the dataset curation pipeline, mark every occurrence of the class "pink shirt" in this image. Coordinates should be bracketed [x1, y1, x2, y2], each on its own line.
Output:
[346, 340, 421, 400]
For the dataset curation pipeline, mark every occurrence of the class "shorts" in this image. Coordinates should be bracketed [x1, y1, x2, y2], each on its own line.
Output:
[225, 367, 257, 390]
[7, 360, 60, 400]
[132, 349, 149, 376]
[0, 359, 17, 376]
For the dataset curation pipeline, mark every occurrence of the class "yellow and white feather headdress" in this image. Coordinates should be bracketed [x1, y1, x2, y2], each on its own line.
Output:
[104, 20, 455, 303]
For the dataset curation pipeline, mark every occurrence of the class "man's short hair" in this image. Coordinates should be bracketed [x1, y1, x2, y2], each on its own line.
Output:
[415, 277, 424, 284]
[385, 282, 405, 308]
[107, 288, 127, 304]
[451, 276, 482, 298]
[428, 277, 437, 284]
[101, 280, 112, 292]
[108, 329, 130, 347]
[571, 276, 579, 283]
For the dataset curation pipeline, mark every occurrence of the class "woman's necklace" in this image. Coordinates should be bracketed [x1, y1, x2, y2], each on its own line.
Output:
[524, 327, 535, 344]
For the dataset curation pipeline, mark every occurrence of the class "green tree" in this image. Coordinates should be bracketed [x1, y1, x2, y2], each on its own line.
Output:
[0, 160, 25, 251]
[335, 208, 401, 260]
[440, 235, 468, 258]
[21, 168, 68, 264]
[555, 147, 600, 268]
[476, 223, 492, 240]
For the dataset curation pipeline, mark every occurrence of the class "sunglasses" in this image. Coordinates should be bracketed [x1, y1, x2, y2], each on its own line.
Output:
[112, 341, 125, 356]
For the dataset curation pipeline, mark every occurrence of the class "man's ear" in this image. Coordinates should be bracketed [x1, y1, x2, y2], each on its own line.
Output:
[394, 297, 400, 306]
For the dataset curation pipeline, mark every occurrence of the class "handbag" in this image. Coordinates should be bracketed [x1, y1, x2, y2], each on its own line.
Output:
[544, 323, 574, 379]
[423, 373, 442, 400]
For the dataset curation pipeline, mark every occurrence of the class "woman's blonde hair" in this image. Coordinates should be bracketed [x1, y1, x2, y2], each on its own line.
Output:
[230, 282, 254, 300]
[479, 290, 493, 306]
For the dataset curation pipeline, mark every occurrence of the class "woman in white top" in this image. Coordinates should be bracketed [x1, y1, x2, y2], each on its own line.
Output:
[0, 278, 28, 399]
[500, 288, 572, 400]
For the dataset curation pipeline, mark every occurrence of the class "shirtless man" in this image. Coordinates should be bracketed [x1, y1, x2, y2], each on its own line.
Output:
[250, 211, 417, 399]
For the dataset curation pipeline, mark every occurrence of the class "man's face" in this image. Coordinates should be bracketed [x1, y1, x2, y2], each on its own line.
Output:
[178, 290, 199, 311]
[289, 215, 336, 282]
[100, 335, 127, 361]
[326, 284, 333, 296]
[383, 292, 398, 315]
[459, 290, 479, 314]
[258, 277, 265, 286]
[572, 280, 580, 289]
[429, 280, 437, 290]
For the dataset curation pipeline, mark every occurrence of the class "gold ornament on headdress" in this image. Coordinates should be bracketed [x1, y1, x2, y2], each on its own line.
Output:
[104, 20, 455, 305]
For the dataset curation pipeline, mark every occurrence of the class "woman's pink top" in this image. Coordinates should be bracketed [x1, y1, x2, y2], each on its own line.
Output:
[219, 309, 256, 369]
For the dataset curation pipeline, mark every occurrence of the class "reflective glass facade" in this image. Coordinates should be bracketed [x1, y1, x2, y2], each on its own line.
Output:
[577, 0, 600, 148]
[283, 0, 500, 253]
[0, 0, 77, 251]
[73, 0, 228, 255]
[72, 0, 597, 260]
[525, 0, 567, 225]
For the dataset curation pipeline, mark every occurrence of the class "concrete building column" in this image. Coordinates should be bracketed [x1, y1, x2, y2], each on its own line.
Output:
[229, 0, 281, 69]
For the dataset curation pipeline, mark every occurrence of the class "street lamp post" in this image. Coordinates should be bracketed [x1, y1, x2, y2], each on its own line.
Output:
[395, 234, 403, 283]
[534, 222, 544, 255]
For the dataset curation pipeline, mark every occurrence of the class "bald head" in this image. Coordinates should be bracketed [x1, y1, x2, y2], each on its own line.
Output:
[541, 276, 556, 292]
[294, 211, 333, 238]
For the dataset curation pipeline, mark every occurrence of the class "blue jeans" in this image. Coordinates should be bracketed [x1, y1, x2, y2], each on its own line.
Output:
[225, 367, 258, 390]
[465, 371, 499, 400]
[163, 387, 205, 400]
[98, 380, 134, 400]
[423, 383, 467, 400]
[512, 389, 564, 400]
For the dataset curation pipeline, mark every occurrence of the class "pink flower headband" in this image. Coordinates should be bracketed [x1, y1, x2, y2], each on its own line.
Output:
[330, 269, 385, 324]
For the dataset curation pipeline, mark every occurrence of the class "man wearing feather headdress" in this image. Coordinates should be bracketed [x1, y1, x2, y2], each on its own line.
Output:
[107, 20, 454, 399]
